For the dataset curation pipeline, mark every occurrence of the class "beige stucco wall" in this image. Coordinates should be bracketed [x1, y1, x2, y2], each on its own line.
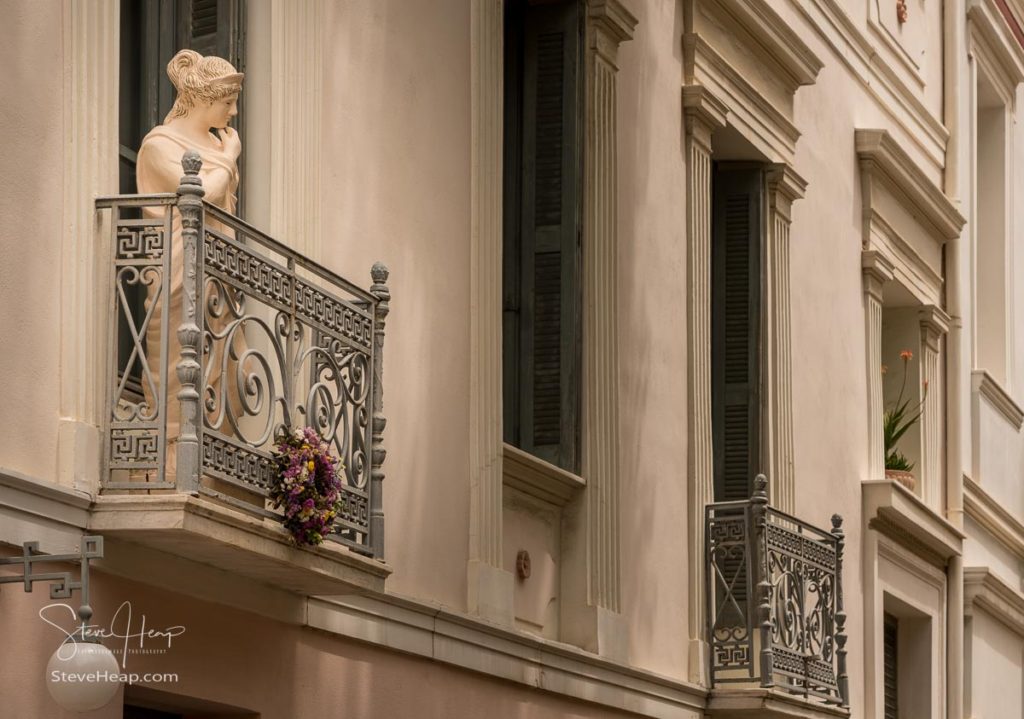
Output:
[968, 610, 1024, 719]
[615, 0, 690, 678]
[0, 566, 650, 719]
[0, 0, 64, 478]
[318, 0, 473, 608]
[2, 0, 1024, 716]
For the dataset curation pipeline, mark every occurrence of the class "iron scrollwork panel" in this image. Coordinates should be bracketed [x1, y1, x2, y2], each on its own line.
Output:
[707, 508, 755, 680]
[200, 227, 375, 551]
[765, 516, 840, 700]
[106, 205, 173, 484]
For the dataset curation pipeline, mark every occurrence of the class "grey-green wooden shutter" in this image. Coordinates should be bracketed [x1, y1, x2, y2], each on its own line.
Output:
[503, 0, 581, 473]
[712, 165, 763, 502]
[883, 613, 899, 719]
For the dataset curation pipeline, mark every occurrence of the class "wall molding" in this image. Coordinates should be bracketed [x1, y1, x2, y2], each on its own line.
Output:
[309, 593, 708, 719]
[963, 473, 1024, 556]
[969, 0, 1024, 99]
[855, 129, 966, 244]
[963, 566, 1024, 636]
[972, 369, 1024, 430]
[790, 0, 949, 172]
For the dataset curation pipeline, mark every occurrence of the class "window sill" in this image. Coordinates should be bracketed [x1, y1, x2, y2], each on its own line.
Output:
[972, 369, 1024, 430]
[502, 443, 585, 507]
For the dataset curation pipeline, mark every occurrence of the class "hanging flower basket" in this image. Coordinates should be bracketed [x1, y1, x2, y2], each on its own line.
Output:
[270, 427, 344, 547]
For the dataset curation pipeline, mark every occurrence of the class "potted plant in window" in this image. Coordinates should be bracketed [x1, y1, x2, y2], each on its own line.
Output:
[884, 349, 927, 492]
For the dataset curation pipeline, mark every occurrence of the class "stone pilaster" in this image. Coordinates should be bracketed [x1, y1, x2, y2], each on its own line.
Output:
[682, 83, 727, 682]
[560, 0, 636, 659]
[764, 165, 806, 514]
[270, 0, 322, 259]
[919, 306, 949, 507]
[862, 251, 894, 481]
[59, 0, 119, 493]
[468, 0, 513, 624]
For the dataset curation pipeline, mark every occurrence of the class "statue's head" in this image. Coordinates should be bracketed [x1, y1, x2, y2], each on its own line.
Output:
[165, 49, 243, 127]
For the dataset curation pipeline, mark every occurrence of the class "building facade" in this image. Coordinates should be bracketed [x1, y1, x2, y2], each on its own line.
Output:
[1, 0, 1023, 717]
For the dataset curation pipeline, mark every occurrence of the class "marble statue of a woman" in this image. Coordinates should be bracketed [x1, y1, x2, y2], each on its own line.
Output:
[137, 49, 243, 477]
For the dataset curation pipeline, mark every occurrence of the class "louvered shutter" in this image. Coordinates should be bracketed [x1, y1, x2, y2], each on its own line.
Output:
[177, 0, 245, 69]
[503, 0, 581, 472]
[712, 165, 763, 502]
[883, 613, 899, 719]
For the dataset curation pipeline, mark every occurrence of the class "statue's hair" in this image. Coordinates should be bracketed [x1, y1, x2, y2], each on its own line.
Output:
[164, 49, 243, 122]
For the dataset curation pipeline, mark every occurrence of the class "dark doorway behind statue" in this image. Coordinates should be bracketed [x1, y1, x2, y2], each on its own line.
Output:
[116, 0, 246, 401]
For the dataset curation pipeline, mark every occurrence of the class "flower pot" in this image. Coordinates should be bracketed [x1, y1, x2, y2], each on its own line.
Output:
[885, 469, 916, 492]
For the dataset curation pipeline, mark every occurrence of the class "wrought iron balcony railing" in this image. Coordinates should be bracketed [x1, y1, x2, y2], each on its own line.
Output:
[706, 475, 848, 708]
[97, 150, 388, 559]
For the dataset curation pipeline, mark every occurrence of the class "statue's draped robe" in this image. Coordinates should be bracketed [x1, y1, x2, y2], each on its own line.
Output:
[137, 126, 239, 479]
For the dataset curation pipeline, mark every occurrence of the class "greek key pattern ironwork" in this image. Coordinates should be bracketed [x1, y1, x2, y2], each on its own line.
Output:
[204, 231, 293, 309]
[707, 479, 846, 706]
[110, 428, 160, 466]
[336, 486, 370, 530]
[295, 280, 373, 353]
[116, 223, 166, 261]
[103, 198, 171, 485]
[202, 433, 277, 492]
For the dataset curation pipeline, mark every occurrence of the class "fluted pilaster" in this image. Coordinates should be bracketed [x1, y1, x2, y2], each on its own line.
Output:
[765, 165, 806, 514]
[59, 0, 119, 491]
[863, 252, 894, 481]
[467, 0, 511, 623]
[270, 0, 322, 259]
[683, 84, 726, 681]
[580, 0, 635, 618]
[919, 306, 949, 507]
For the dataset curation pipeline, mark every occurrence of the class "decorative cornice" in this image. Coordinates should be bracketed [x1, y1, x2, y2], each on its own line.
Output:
[861, 250, 894, 301]
[964, 474, 1024, 556]
[766, 163, 808, 222]
[862, 479, 964, 566]
[855, 129, 966, 242]
[972, 369, 1024, 430]
[682, 84, 729, 132]
[587, 0, 638, 45]
[969, 0, 1024, 92]
[918, 306, 951, 349]
[963, 567, 1024, 636]
[717, 0, 824, 89]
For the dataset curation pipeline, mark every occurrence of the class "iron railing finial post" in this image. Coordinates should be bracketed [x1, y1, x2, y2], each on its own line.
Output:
[369, 262, 390, 559]
[832, 513, 849, 707]
[751, 474, 774, 689]
[175, 150, 205, 494]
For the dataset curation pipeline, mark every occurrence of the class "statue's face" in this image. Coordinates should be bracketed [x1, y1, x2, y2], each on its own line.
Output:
[200, 92, 239, 130]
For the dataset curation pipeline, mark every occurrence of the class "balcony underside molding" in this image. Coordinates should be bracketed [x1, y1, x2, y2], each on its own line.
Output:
[707, 688, 850, 719]
[862, 480, 964, 566]
[89, 494, 390, 596]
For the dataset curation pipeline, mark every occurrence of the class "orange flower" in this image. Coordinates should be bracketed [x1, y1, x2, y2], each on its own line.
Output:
[900, 350, 913, 361]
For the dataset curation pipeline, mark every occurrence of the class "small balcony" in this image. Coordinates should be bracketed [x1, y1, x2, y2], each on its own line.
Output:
[705, 476, 849, 717]
[90, 151, 390, 595]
